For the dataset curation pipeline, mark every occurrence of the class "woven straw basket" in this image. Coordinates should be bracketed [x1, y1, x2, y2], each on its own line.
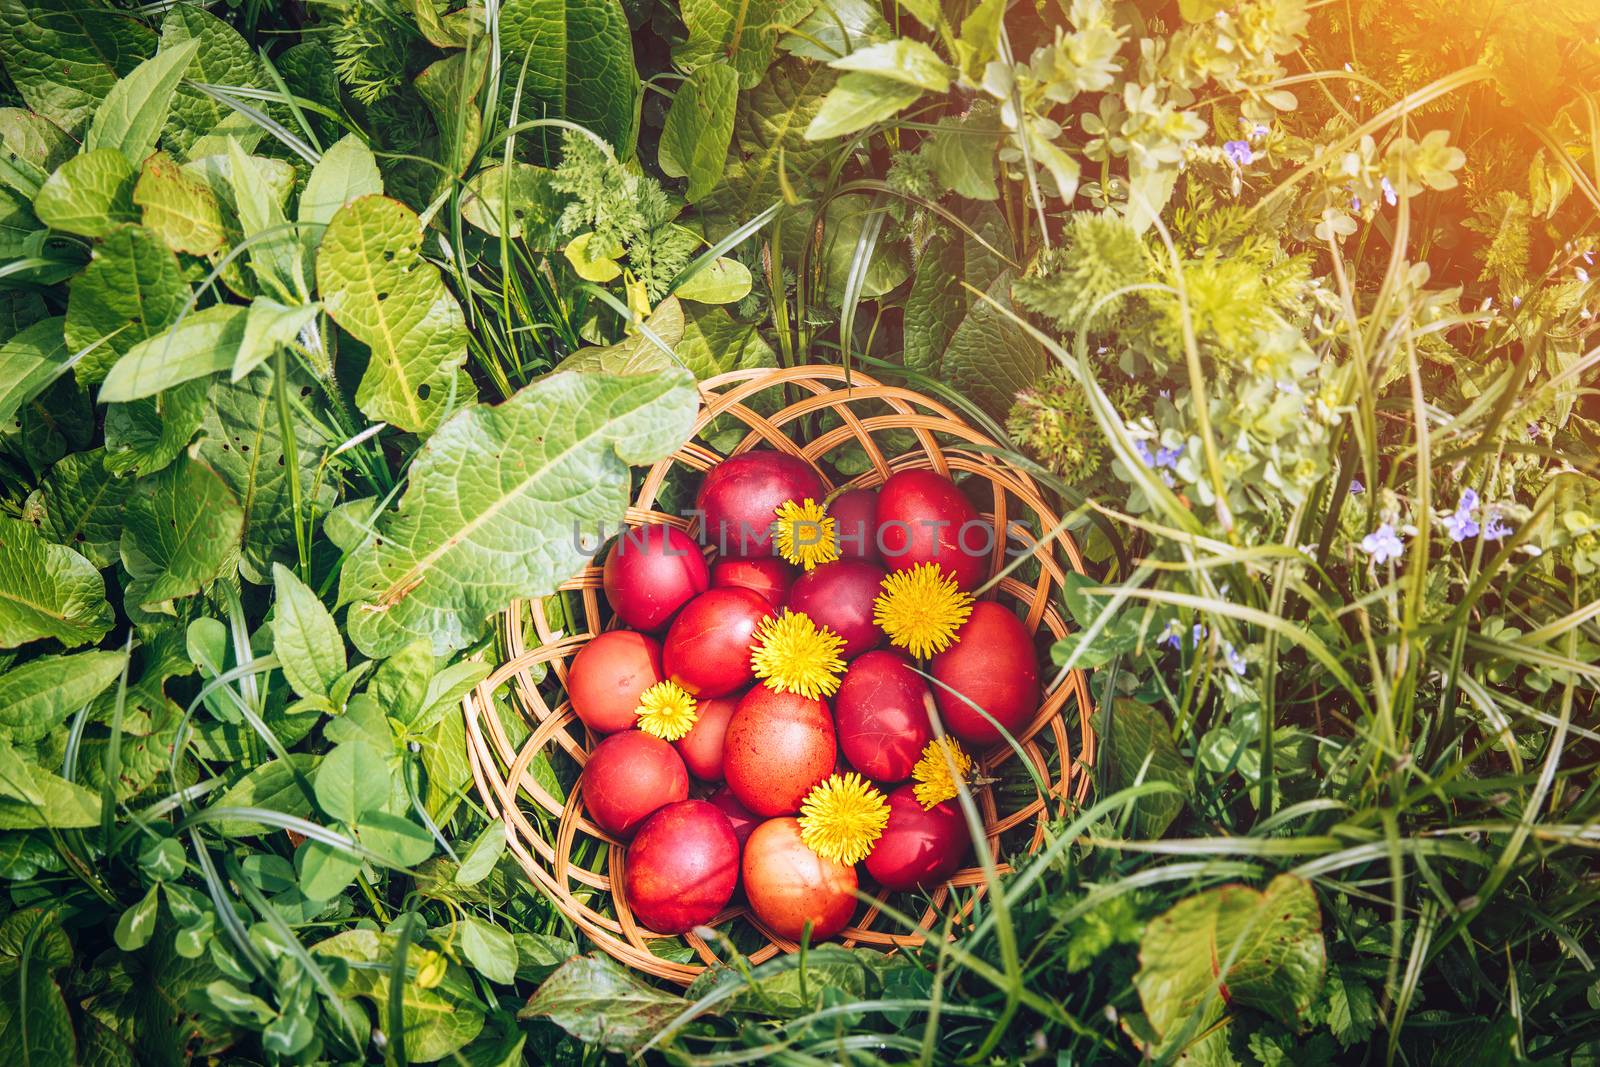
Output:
[461, 365, 1097, 984]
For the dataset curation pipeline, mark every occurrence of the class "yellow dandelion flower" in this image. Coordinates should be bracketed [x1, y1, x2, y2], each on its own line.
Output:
[750, 609, 847, 699]
[771, 498, 839, 571]
[634, 681, 698, 741]
[799, 772, 890, 865]
[912, 736, 976, 809]
[874, 563, 974, 659]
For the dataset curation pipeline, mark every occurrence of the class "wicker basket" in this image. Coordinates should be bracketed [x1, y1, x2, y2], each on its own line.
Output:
[461, 365, 1097, 984]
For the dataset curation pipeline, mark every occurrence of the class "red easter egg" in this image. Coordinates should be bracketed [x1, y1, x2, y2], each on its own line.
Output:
[829, 488, 880, 563]
[580, 730, 688, 838]
[833, 650, 933, 782]
[696, 451, 826, 557]
[708, 787, 761, 848]
[723, 687, 836, 816]
[741, 817, 857, 941]
[623, 800, 739, 933]
[711, 557, 797, 609]
[785, 560, 886, 660]
[567, 631, 663, 734]
[863, 785, 968, 891]
[876, 469, 988, 590]
[663, 588, 771, 697]
[675, 691, 741, 781]
[602, 524, 709, 631]
[930, 602, 1038, 746]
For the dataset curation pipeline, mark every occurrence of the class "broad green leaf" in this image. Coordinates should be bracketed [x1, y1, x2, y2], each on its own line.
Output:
[828, 38, 953, 90]
[0, 943, 77, 1061]
[1106, 699, 1189, 837]
[200, 363, 336, 576]
[0, 836, 62, 881]
[208, 754, 318, 836]
[313, 929, 485, 1061]
[820, 193, 910, 302]
[316, 195, 475, 434]
[299, 134, 383, 230]
[0, 109, 74, 174]
[415, 49, 487, 181]
[314, 741, 391, 825]
[780, 0, 892, 60]
[338, 368, 699, 657]
[133, 151, 226, 255]
[85, 38, 201, 163]
[455, 823, 507, 887]
[659, 62, 739, 203]
[159, 6, 269, 158]
[0, 758, 102, 828]
[271, 563, 345, 700]
[520, 954, 687, 1052]
[0, 515, 112, 649]
[371, 639, 434, 722]
[411, 659, 491, 732]
[0, 0, 156, 133]
[698, 59, 835, 235]
[674, 256, 752, 304]
[952, 0, 1003, 83]
[0, 317, 69, 426]
[231, 297, 319, 382]
[32, 148, 138, 237]
[64, 222, 188, 385]
[500, 0, 641, 156]
[226, 138, 304, 302]
[114, 885, 160, 951]
[77, 926, 232, 1065]
[903, 208, 1010, 374]
[1134, 875, 1326, 1060]
[0, 742, 42, 804]
[941, 269, 1044, 418]
[99, 305, 246, 402]
[563, 231, 624, 282]
[458, 916, 518, 984]
[805, 70, 922, 140]
[120, 455, 244, 610]
[0, 649, 126, 743]
[924, 104, 1002, 200]
[296, 838, 362, 900]
[103, 378, 209, 478]
[556, 299, 687, 376]
[357, 811, 434, 866]
[677, 0, 816, 90]
[138, 837, 185, 881]
[460, 164, 563, 245]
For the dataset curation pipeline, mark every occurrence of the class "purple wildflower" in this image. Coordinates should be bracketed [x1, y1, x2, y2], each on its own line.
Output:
[1223, 642, 1248, 676]
[1223, 140, 1254, 166]
[1361, 523, 1405, 564]
[1483, 512, 1513, 541]
[1381, 176, 1397, 206]
[1348, 479, 1365, 494]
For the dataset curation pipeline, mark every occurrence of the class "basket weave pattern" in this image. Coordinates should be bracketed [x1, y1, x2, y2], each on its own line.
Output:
[461, 365, 1097, 983]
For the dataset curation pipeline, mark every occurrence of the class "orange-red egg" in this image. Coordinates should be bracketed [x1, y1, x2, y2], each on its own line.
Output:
[623, 800, 739, 933]
[829, 487, 880, 563]
[723, 687, 836, 816]
[696, 451, 826, 557]
[741, 817, 857, 942]
[580, 730, 688, 838]
[674, 691, 741, 781]
[711, 557, 797, 609]
[785, 560, 886, 660]
[662, 587, 770, 696]
[876, 469, 987, 590]
[602, 524, 709, 631]
[863, 785, 968, 891]
[567, 631, 663, 734]
[930, 602, 1038, 746]
[833, 650, 932, 782]
[708, 787, 761, 848]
